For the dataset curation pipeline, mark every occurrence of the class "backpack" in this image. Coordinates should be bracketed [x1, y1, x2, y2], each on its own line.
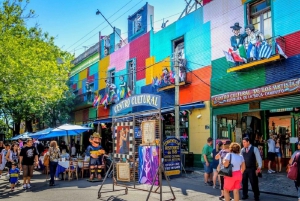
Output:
[287, 152, 300, 180]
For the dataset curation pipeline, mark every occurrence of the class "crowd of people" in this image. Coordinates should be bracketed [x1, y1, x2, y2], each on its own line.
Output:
[201, 135, 300, 201]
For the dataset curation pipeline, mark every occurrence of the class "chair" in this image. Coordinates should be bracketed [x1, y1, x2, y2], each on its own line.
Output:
[81, 161, 90, 178]
[64, 161, 78, 181]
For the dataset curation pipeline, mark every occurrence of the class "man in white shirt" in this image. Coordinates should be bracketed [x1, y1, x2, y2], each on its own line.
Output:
[267, 135, 276, 173]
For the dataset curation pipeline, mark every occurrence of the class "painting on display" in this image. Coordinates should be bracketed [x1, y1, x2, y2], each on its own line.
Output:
[116, 163, 131, 182]
[113, 122, 134, 159]
[141, 120, 156, 145]
[138, 146, 159, 185]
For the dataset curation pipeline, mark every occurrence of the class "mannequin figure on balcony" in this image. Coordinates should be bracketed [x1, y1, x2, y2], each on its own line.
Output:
[243, 24, 265, 61]
[230, 22, 245, 51]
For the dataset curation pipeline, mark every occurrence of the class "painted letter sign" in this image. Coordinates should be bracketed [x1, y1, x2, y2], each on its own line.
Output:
[211, 78, 300, 107]
[163, 137, 181, 177]
[112, 94, 161, 116]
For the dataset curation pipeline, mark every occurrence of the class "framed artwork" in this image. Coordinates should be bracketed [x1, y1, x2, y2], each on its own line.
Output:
[114, 122, 134, 159]
[138, 146, 159, 185]
[116, 163, 131, 182]
[221, 118, 227, 127]
[141, 120, 156, 145]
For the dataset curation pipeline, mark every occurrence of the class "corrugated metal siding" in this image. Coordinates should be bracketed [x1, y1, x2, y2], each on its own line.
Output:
[260, 94, 300, 110]
[213, 104, 249, 115]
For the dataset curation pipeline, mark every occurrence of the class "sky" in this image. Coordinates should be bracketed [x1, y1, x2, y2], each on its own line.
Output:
[25, 0, 187, 57]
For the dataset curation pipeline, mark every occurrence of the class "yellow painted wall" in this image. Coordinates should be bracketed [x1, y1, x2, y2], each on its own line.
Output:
[189, 101, 211, 154]
[98, 56, 110, 90]
[145, 56, 171, 85]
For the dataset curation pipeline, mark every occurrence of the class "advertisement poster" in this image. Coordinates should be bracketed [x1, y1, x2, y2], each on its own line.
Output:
[116, 126, 130, 154]
[141, 120, 156, 145]
[138, 146, 159, 185]
[163, 137, 181, 177]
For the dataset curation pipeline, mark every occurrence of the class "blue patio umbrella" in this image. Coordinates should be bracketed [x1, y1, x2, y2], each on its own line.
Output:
[29, 128, 53, 139]
[10, 132, 32, 141]
[38, 124, 92, 142]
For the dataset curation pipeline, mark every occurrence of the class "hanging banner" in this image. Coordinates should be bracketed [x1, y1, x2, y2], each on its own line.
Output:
[163, 137, 181, 177]
[212, 78, 300, 106]
[112, 94, 161, 116]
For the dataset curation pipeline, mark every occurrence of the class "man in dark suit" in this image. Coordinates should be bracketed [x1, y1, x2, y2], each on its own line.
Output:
[230, 22, 245, 51]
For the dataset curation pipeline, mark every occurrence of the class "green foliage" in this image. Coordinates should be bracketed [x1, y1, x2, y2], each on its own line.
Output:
[0, 0, 74, 134]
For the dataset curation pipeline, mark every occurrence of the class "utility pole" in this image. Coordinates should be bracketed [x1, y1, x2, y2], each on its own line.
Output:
[174, 49, 180, 139]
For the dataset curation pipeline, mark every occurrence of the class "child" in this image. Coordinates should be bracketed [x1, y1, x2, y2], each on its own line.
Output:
[9, 162, 20, 191]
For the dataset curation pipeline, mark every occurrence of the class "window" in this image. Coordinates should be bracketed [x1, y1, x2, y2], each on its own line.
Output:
[109, 70, 115, 84]
[133, 14, 142, 34]
[172, 37, 186, 83]
[249, 0, 272, 43]
[127, 60, 135, 94]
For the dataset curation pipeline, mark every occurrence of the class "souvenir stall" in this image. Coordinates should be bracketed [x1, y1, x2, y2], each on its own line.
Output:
[98, 94, 175, 201]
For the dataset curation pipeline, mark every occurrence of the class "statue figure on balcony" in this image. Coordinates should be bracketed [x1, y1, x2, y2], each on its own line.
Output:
[230, 22, 245, 51]
[243, 24, 266, 61]
[119, 75, 131, 100]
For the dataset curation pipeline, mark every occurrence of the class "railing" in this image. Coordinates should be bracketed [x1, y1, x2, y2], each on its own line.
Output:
[74, 92, 95, 106]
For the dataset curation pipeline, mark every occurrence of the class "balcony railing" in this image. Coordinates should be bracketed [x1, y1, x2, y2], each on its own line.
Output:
[227, 36, 287, 73]
[74, 92, 95, 107]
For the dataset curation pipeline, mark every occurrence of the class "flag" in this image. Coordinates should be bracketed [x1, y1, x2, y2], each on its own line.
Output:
[229, 48, 244, 62]
[276, 42, 288, 59]
[93, 95, 100, 107]
[223, 50, 234, 63]
[259, 41, 272, 59]
[238, 45, 247, 60]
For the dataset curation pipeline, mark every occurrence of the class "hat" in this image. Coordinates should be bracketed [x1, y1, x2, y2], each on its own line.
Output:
[217, 141, 223, 146]
[207, 137, 213, 142]
[230, 22, 242, 30]
[11, 162, 17, 166]
[91, 132, 101, 139]
[224, 140, 231, 145]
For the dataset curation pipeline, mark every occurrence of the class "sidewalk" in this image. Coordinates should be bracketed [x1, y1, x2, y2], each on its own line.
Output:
[186, 167, 297, 198]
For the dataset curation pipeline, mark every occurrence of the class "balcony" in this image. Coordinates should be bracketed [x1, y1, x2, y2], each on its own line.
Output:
[226, 36, 287, 73]
[74, 92, 95, 109]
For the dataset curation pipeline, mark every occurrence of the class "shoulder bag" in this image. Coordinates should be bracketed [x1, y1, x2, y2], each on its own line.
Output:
[218, 154, 233, 177]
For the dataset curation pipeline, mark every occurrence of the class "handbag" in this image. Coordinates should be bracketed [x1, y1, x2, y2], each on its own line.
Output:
[287, 153, 300, 180]
[218, 154, 233, 177]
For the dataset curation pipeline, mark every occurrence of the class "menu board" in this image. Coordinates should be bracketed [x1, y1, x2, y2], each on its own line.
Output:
[163, 137, 181, 177]
[141, 120, 156, 145]
[116, 163, 131, 182]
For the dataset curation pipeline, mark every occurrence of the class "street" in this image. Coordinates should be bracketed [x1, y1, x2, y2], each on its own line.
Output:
[0, 171, 295, 201]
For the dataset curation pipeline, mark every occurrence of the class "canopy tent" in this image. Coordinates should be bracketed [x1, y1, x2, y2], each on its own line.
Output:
[28, 128, 53, 139]
[38, 124, 92, 142]
[10, 132, 32, 141]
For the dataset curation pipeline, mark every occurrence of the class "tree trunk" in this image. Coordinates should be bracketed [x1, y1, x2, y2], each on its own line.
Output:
[14, 120, 21, 136]
[26, 120, 33, 132]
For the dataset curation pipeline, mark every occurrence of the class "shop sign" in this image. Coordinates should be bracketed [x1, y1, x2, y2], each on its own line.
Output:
[112, 94, 161, 115]
[212, 78, 300, 107]
[270, 108, 293, 113]
[163, 137, 181, 176]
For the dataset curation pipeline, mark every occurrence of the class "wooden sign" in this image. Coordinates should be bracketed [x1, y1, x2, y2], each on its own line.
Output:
[116, 163, 130, 182]
[141, 120, 156, 145]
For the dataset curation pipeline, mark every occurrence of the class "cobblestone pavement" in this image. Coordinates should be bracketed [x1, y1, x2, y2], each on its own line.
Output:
[0, 170, 297, 201]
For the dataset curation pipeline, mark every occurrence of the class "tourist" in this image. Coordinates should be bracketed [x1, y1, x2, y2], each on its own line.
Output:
[223, 142, 245, 201]
[0, 143, 10, 178]
[71, 143, 76, 157]
[19, 138, 38, 190]
[289, 142, 300, 201]
[275, 138, 283, 172]
[9, 162, 20, 191]
[212, 141, 222, 189]
[201, 137, 213, 186]
[267, 135, 276, 173]
[46, 140, 60, 186]
[5, 143, 19, 170]
[241, 137, 262, 201]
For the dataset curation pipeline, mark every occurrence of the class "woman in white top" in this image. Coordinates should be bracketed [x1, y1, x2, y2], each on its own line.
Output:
[223, 143, 245, 201]
[6, 143, 19, 169]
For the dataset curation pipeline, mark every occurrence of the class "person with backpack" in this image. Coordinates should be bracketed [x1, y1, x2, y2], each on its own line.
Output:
[288, 141, 300, 201]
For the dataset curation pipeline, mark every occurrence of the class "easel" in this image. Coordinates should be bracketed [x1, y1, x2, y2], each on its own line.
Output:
[97, 94, 176, 200]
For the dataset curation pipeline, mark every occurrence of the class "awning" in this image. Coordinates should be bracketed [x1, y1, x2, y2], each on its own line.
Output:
[180, 102, 205, 111]
[93, 118, 112, 124]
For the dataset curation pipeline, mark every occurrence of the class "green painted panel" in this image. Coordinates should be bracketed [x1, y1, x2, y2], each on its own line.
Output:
[89, 107, 97, 119]
[213, 104, 249, 116]
[211, 57, 266, 96]
[261, 94, 300, 110]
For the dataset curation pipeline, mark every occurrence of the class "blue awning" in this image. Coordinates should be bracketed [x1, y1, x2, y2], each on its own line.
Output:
[180, 102, 205, 111]
[94, 118, 112, 124]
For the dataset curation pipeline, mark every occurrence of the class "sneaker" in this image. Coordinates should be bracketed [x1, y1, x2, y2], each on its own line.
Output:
[270, 169, 276, 173]
[23, 185, 27, 190]
[26, 184, 31, 189]
[267, 170, 273, 174]
[219, 186, 222, 190]
[213, 185, 216, 189]
[11, 187, 15, 191]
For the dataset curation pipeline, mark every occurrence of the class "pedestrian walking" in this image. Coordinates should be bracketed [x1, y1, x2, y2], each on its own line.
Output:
[275, 138, 283, 172]
[0, 143, 10, 178]
[19, 138, 38, 190]
[223, 142, 245, 201]
[215, 140, 231, 200]
[241, 137, 262, 201]
[46, 140, 60, 186]
[201, 137, 213, 186]
[9, 162, 20, 191]
[212, 141, 222, 189]
[266, 135, 276, 173]
[289, 141, 300, 201]
[6, 143, 19, 170]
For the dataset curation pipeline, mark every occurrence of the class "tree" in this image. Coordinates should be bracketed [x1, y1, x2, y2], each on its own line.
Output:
[0, 0, 74, 135]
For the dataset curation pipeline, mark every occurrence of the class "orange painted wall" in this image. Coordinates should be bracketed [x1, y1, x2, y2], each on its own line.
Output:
[179, 66, 211, 104]
[97, 106, 110, 119]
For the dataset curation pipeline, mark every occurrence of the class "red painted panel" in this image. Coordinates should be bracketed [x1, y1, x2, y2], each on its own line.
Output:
[203, 0, 212, 6]
[280, 31, 300, 57]
[72, 84, 77, 90]
[129, 32, 150, 81]
[97, 106, 110, 119]
[83, 109, 89, 122]
[179, 66, 211, 104]
[87, 75, 94, 83]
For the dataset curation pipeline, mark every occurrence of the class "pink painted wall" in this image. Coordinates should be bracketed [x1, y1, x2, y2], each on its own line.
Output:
[129, 32, 150, 81]
[109, 44, 129, 71]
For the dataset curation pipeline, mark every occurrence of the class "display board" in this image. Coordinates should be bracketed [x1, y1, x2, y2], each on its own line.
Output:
[141, 120, 156, 145]
[116, 163, 131, 182]
[163, 137, 181, 177]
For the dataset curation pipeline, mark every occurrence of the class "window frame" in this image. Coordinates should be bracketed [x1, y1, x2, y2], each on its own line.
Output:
[127, 58, 136, 95]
